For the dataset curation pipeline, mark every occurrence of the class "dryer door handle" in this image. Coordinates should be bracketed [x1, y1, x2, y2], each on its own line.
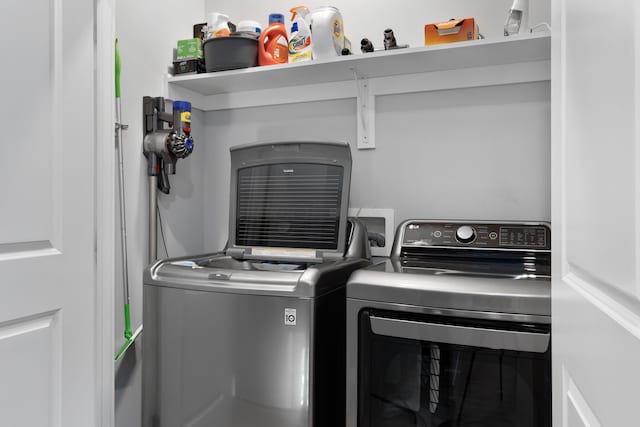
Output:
[369, 316, 550, 353]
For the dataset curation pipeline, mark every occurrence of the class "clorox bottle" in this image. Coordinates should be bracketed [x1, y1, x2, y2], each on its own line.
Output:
[309, 6, 343, 60]
[288, 6, 312, 63]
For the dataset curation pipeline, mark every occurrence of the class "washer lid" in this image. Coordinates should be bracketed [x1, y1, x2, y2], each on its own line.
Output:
[227, 141, 352, 262]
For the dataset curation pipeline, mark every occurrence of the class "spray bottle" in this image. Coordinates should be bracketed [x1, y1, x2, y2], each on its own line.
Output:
[504, 0, 529, 36]
[288, 6, 312, 63]
[206, 12, 231, 39]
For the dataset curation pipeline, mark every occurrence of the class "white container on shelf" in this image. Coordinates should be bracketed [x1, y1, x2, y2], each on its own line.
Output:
[236, 20, 262, 35]
[309, 6, 343, 59]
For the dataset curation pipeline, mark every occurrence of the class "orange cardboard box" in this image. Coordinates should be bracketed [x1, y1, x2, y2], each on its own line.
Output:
[424, 18, 479, 46]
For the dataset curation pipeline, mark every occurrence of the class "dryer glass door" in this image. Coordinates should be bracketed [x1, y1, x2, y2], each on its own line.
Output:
[357, 309, 551, 427]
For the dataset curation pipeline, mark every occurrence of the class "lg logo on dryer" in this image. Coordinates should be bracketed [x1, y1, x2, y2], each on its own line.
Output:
[284, 308, 297, 325]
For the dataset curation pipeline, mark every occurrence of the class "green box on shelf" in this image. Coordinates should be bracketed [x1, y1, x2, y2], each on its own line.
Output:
[177, 38, 203, 60]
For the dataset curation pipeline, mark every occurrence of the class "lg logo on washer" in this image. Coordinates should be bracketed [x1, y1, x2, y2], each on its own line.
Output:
[284, 308, 297, 325]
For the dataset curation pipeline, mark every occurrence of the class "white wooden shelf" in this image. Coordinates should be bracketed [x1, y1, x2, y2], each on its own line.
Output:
[167, 33, 551, 149]
[170, 33, 549, 96]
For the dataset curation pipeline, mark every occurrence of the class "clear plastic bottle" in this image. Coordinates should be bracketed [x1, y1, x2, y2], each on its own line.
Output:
[504, 0, 529, 36]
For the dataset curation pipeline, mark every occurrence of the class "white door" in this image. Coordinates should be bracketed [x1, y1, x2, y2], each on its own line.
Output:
[0, 1, 100, 426]
[552, 1, 640, 426]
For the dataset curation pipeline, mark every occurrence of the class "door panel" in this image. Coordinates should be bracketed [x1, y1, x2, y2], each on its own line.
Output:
[564, 370, 601, 427]
[0, 0, 97, 426]
[564, 0, 637, 295]
[556, 275, 640, 426]
[553, 1, 640, 426]
[0, 0, 56, 245]
[0, 312, 60, 426]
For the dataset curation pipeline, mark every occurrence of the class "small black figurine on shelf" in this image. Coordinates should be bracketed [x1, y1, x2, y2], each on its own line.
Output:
[383, 29, 408, 50]
[360, 38, 374, 53]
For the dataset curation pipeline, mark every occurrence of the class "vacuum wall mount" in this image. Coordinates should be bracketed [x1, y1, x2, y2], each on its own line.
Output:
[142, 96, 194, 262]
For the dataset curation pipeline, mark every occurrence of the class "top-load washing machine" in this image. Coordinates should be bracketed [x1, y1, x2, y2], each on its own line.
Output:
[143, 141, 370, 427]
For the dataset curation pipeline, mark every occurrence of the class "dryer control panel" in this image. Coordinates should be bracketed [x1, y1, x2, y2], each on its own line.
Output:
[395, 220, 551, 252]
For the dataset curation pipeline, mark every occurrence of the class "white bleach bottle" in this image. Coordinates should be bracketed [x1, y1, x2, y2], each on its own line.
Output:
[309, 6, 343, 60]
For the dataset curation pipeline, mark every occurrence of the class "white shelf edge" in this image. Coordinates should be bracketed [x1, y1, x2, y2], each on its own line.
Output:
[168, 33, 550, 98]
[178, 60, 550, 112]
[372, 60, 550, 96]
[166, 33, 551, 113]
[201, 80, 356, 111]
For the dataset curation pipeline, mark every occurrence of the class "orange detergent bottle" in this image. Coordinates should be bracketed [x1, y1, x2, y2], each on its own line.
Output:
[258, 14, 288, 66]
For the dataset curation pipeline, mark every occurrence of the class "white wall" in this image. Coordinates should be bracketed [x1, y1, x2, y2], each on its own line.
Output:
[204, 0, 550, 47]
[201, 81, 550, 251]
[196, 1, 552, 250]
[114, 1, 550, 425]
[114, 1, 205, 426]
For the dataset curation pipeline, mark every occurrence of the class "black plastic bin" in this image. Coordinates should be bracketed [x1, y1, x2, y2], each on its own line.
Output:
[203, 33, 258, 72]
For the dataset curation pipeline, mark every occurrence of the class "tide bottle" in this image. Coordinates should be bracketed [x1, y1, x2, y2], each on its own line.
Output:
[259, 13, 289, 66]
[288, 6, 312, 63]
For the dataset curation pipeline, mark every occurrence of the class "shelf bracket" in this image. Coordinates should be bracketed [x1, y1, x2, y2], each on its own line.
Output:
[356, 78, 375, 150]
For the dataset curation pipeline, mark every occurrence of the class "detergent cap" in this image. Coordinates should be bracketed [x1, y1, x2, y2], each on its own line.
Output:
[510, 0, 528, 12]
[269, 13, 284, 24]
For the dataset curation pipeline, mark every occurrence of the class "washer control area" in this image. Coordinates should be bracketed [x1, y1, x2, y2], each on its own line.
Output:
[399, 220, 550, 250]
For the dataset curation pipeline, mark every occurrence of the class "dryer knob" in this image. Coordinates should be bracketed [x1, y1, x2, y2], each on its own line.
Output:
[456, 225, 476, 244]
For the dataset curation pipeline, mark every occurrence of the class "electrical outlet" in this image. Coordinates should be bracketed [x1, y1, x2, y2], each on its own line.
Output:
[348, 208, 395, 257]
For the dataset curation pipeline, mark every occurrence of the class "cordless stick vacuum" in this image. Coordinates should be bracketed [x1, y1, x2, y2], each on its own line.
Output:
[114, 39, 143, 362]
[142, 96, 194, 262]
